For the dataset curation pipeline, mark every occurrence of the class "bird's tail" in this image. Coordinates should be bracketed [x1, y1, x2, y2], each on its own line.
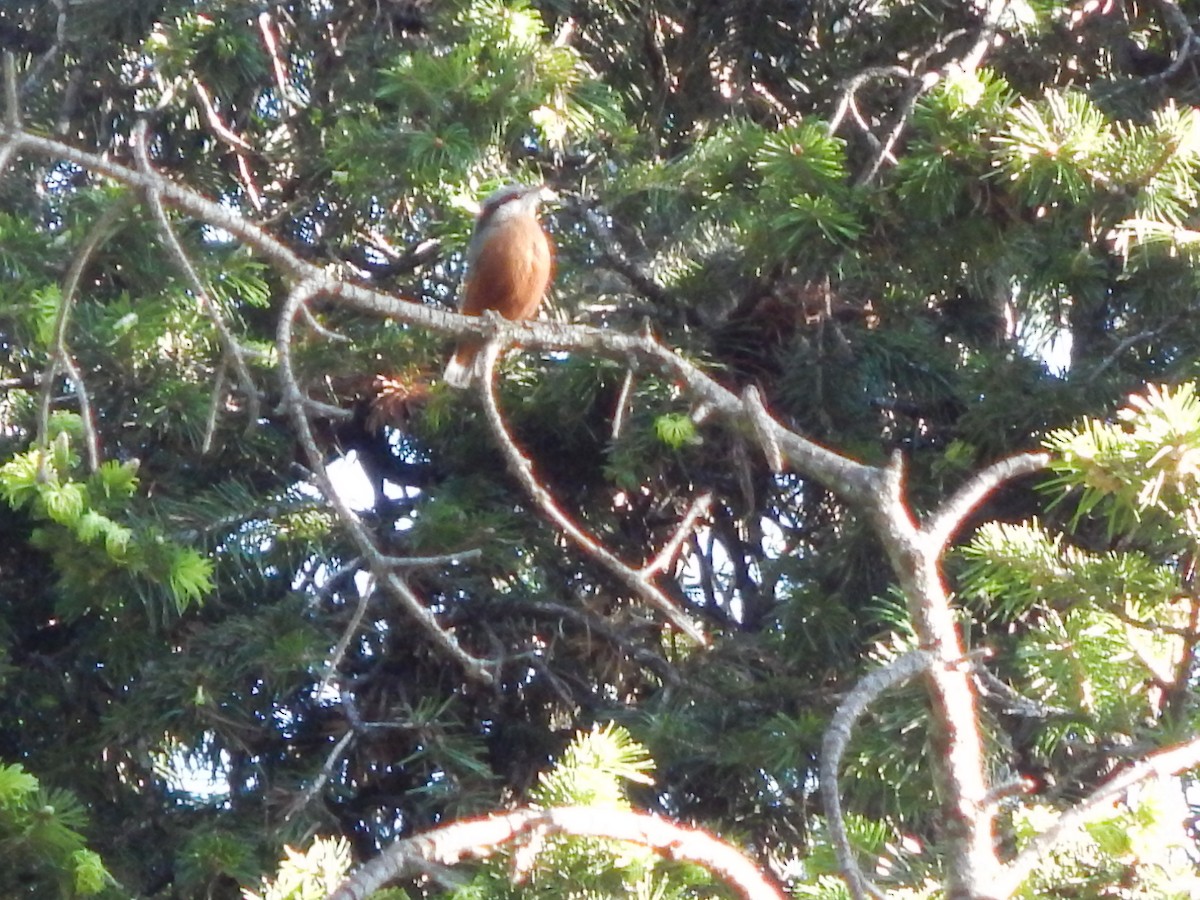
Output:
[443, 342, 483, 389]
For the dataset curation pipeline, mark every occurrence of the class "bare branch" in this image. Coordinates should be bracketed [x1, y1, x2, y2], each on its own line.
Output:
[743, 385, 784, 473]
[380, 549, 484, 568]
[1084, 319, 1179, 386]
[519, 599, 682, 685]
[974, 669, 1070, 718]
[611, 366, 634, 441]
[58, 355, 100, 471]
[1132, 0, 1200, 88]
[642, 492, 713, 577]
[277, 277, 494, 684]
[581, 206, 677, 308]
[192, 81, 255, 153]
[855, 71, 940, 187]
[821, 650, 932, 900]
[133, 120, 264, 435]
[922, 451, 1051, 555]
[828, 66, 909, 138]
[257, 11, 302, 113]
[2, 51, 17, 126]
[477, 340, 708, 644]
[19, 0, 67, 96]
[960, 0, 1011, 74]
[327, 805, 784, 900]
[0, 52, 20, 176]
[300, 303, 352, 342]
[285, 727, 355, 823]
[191, 80, 263, 210]
[997, 735, 1200, 897]
[201, 362, 228, 455]
[37, 200, 127, 474]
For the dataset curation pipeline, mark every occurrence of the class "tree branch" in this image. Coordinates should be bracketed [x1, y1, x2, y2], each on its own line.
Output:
[820, 650, 932, 900]
[133, 119, 264, 434]
[643, 491, 713, 577]
[581, 205, 677, 309]
[996, 735, 1200, 896]
[477, 339, 707, 644]
[36, 200, 127, 473]
[922, 451, 1050, 555]
[326, 805, 784, 900]
[19, 0, 66, 96]
[277, 277, 494, 684]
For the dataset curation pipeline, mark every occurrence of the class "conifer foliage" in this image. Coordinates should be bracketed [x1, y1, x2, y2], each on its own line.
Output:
[1, 1, 1199, 898]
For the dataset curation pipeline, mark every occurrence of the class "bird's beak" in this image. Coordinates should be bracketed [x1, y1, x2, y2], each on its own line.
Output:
[537, 185, 559, 205]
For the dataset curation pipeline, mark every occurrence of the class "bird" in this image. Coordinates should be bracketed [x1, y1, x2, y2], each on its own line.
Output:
[443, 183, 555, 389]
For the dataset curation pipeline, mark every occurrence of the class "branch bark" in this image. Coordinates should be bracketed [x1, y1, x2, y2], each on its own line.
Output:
[326, 805, 784, 900]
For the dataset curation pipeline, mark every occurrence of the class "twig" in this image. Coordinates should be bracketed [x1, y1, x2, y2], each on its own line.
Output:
[191, 80, 263, 210]
[611, 366, 634, 441]
[300, 303, 352, 342]
[133, 119, 264, 434]
[202, 361, 228, 454]
[191, 81, 255, 153]
[19, 0, 67, 96]
[257, 11, 302, 113]
[642, 492, 712, 576]
[855, 72, 939, 186]
[380, 549, 484, 568]
[278, 277, 494, 684]
[820, 650, 932, 900]
[302, 397, 356, 421]
[1084, 319, 1178, 386]
[582, 206, 677, 308]
[2, 51, 17, 126]
[960, 0, 1011, 74]
[36, 201, 126, 474]
[327, 805, 784, 900]
[285, 727, 356, 822]
[518, 599, 682, 686]
[974, 669, 1070, 718]
[59, 355, 99, 470]
[996, 735, 1200, 896]
[1133, 0, 1200, 88]
[827, 66, 909, 137]
[477, 340, 707, 644]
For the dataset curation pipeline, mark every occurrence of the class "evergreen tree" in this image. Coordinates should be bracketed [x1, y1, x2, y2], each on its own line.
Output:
[0, 1, 1198, 898]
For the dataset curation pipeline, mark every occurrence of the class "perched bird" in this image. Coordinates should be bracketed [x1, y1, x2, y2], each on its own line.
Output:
[443, 183, 555, 389]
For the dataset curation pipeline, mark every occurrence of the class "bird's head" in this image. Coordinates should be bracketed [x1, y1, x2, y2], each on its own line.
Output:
[477, 182, 556, 227]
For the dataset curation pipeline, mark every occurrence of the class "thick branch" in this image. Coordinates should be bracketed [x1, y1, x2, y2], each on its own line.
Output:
[327, 806, 783, 900]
